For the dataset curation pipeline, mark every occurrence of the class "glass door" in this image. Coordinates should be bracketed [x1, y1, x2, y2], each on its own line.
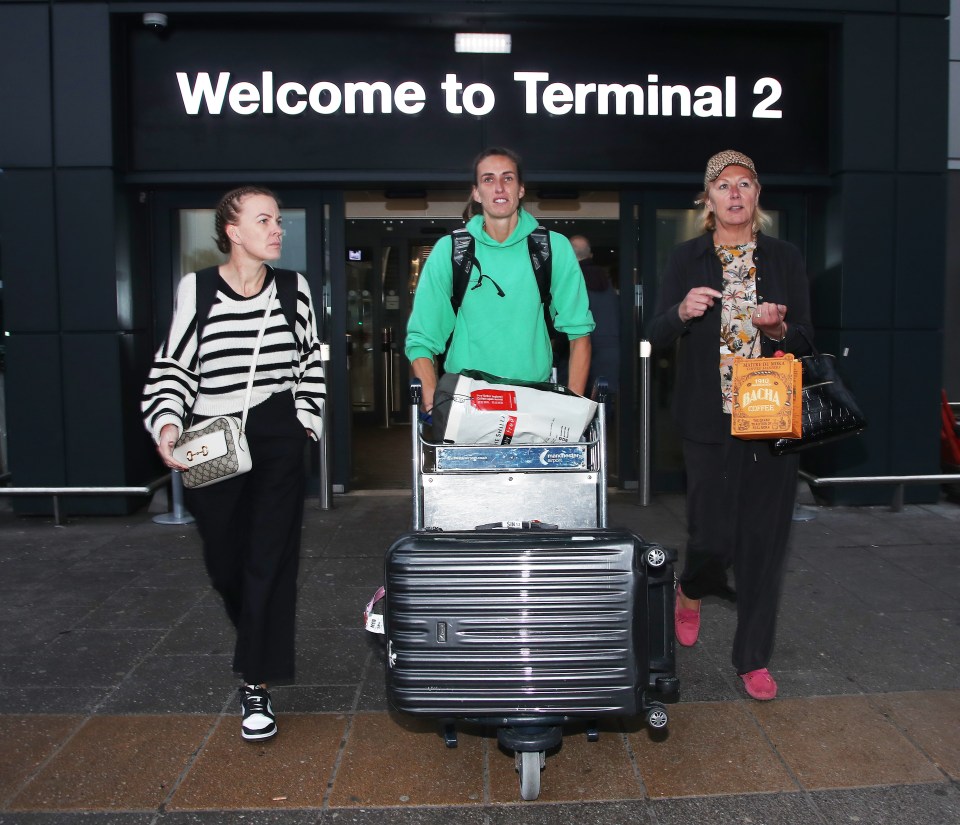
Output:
[149, 188, 338, 490]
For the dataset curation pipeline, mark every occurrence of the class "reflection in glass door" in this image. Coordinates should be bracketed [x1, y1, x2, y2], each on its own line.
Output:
[176, 207, 308, 291]
[637, 198, 784, 490]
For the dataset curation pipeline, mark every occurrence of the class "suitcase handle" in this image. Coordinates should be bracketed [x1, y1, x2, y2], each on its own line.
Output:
[474, 520, 559, 531]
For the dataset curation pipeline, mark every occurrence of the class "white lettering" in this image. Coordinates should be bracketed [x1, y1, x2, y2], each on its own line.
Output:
[344, 81, 393, 114]
[309, 81, 342, 114]
[693, 85, 724, 117]
[462, 83, 495, 115]
[277, 81, 307, 115]
[662, 84, 691, 116]
[597, 84, 644, 115]
[574, 83, 597, 114]
[177, 71, 230, 115]
[543, 82, 573, 115]
[262, 71, 274, 114]
[753, 77, 782, 119]
[172, 71, 776, 121]
[395, 81, 426, 114]
[229, 81, 260, 115]
[441, 73, 463, 113]
[514, 71, 550, 114]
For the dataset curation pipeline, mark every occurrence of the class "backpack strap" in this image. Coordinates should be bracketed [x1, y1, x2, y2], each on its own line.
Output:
[194, 265, 298, 343]
[450, 227, 475, 313]
[450, 225, 553, 314]
[268, 267, 299, 335]
[194, 266, 221, 342]
[527, 226, 553, 313]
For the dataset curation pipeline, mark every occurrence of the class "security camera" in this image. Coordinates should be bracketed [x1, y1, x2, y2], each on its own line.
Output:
[143, 12, 168, 30]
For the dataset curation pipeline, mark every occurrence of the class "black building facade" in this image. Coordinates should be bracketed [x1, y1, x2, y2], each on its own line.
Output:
[0, 0, 949, 512]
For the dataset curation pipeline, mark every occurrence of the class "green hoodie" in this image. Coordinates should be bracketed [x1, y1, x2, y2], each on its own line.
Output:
[405, 210, 595, 383]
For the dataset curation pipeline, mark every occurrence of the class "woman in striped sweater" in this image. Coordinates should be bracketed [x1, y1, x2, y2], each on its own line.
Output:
[142, 186, 325, 742]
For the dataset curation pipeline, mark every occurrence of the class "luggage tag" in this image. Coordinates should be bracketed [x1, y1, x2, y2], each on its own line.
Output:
[364, 586, 385, 634]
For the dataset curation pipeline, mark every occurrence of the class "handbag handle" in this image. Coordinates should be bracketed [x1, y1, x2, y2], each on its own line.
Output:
[239, 279, 277, 434]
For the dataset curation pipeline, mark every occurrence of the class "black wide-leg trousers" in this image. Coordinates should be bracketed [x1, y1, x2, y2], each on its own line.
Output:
[185, 392, 307, 685]
[680, 437, 799, 675]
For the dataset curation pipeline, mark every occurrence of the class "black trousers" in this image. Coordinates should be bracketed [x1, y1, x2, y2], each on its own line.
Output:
[680, 436, 799, 675]
[185, 391, 307, 685]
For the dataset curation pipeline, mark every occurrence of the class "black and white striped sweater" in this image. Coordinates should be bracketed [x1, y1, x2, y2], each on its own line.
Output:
[142, 270, 326, 443]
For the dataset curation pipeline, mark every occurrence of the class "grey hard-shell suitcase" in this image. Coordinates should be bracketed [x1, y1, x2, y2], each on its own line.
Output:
[383, 526, 679, 798]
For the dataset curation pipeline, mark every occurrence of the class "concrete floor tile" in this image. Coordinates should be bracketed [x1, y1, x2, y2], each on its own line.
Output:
[8, 715, 215, 811]
[0, 814, 156, 824]
[809, 783, 960, 825]
[1, 687, 108, 714]
[626, 702, 796, 798]
[97, 656, 236, 714]
[486, 725, 642, 804]
[6, 629, 165, 689]
[0, 715, 83, 804]
[162, 812, 319, 825]
[318, 806, 489, 824]
[752, 696, 944, 789]
[327, 712, 483, 807]
[873, 690, 960, 780]
[650, 792, 820, 825]
[296, 630, 372, 684]
[169, 714, 344, 810]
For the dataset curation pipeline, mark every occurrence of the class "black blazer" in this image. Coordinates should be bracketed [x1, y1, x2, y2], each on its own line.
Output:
[645, 231, 813, 443]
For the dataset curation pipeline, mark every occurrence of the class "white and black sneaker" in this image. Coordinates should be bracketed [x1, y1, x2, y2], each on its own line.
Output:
[240, 685, 277, 741]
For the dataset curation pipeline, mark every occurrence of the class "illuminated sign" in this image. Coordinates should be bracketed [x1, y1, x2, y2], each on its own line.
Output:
[176, 71, 785, 120]
[127, 19, 828, 177]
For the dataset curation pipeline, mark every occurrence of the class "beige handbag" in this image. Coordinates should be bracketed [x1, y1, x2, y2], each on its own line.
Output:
[173, 281, 274, 488]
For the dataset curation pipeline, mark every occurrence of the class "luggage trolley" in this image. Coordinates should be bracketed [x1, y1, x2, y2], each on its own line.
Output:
[383, 378, 678, 801]
[411, 377, 609, 532]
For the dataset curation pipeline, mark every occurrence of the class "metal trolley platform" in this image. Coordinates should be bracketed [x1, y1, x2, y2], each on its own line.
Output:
[410, 378, 609, 531]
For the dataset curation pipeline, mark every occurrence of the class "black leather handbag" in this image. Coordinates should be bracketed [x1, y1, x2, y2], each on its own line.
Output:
[770, 345, 866, 455]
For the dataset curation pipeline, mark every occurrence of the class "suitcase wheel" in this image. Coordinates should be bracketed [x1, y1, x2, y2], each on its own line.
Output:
[646, 704, 669, 730]
[442, 722, 458, 749]
[645, 545, 668, 569]
[516, 750, 545, 801]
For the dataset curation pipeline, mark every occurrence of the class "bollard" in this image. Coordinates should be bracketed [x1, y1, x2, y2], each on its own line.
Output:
[318, 343, 334, 510]
[381, 327, 393, 429]
[153, 470, 195, 525]
[637, 340, 652, 507]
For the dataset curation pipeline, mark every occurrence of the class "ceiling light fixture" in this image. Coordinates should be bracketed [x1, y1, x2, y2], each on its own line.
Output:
[455, 33, 512, 54]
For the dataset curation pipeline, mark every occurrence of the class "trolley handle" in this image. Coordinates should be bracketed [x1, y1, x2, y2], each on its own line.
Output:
[591, 376, 609, 404]
[410, 377, 422, 406]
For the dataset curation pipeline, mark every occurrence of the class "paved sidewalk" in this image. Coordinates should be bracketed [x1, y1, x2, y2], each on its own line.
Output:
[0, 487, 958, 824]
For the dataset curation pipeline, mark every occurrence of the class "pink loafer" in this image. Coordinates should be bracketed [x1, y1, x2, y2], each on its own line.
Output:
[740, 668, 778, 700]
[674, 585, 701, 647]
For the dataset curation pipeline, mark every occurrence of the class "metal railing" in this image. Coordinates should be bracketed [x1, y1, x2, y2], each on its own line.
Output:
[800, 469, 960, 512]
[0, 475, 171, 525]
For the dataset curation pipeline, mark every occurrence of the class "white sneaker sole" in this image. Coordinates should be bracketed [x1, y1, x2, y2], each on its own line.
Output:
[241, 722, 278, 741]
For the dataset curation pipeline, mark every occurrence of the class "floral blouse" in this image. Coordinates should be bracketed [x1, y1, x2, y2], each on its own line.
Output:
[717, 242, 760, 414]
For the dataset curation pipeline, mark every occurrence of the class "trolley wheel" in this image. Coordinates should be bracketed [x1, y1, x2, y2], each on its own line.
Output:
[645, 545, 667, 569]
[516, 750, 544, 801]
[646, 705, 669, 730]
[442, 723, 458, 749]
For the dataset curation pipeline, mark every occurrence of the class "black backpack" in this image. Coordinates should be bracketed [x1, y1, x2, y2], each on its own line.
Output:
[194, 265, 298, 341]
[450, 226, 552, 316]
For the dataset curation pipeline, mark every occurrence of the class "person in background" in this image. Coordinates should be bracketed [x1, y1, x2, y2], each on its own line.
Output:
[404, 147, 594, 414]
[645, 150, 813, 701]
[569, 235, 620, 398]
[142, 186, 326, 739]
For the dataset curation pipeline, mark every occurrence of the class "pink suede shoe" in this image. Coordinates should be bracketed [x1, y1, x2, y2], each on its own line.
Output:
[674, 585, 701, 647]
[740, 668, 778, 700]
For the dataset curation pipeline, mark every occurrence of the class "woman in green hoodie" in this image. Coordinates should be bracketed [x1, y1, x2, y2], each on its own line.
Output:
[405, 147, 595, 414]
